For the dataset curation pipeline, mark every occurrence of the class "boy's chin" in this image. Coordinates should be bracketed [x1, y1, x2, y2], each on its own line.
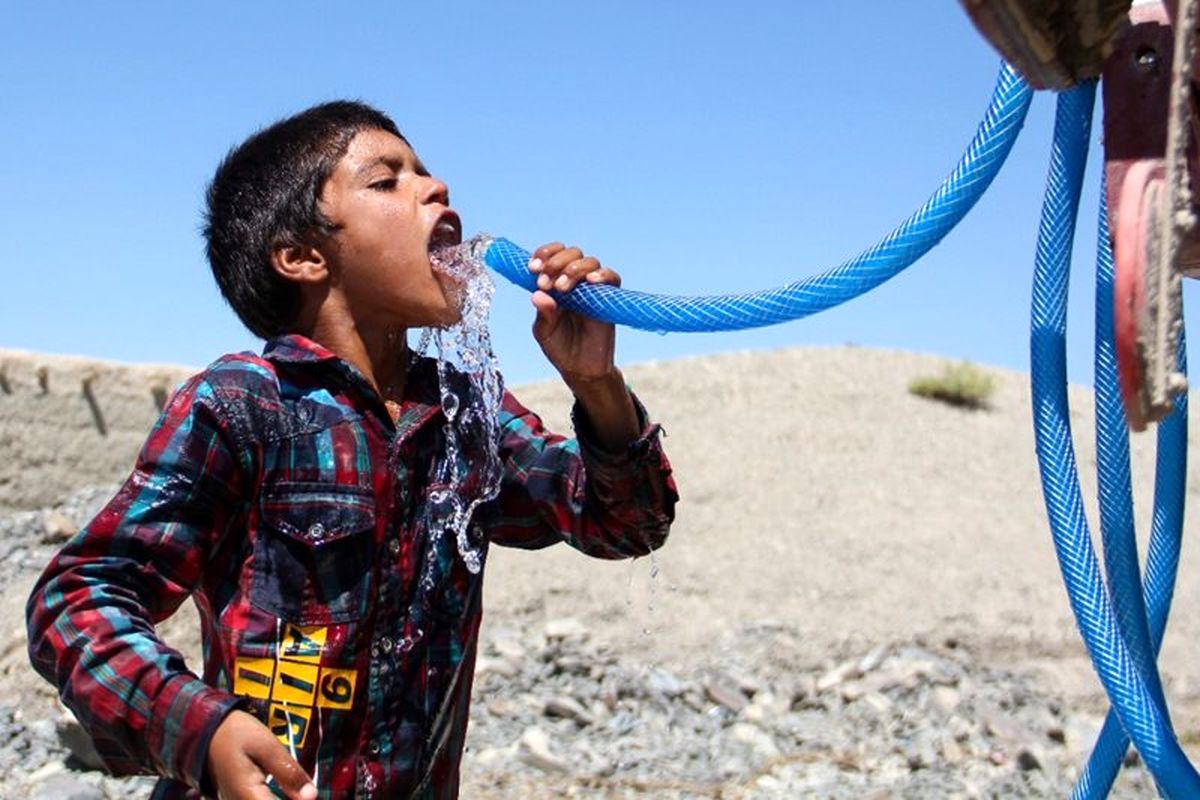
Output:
[430, 303, 463, 329]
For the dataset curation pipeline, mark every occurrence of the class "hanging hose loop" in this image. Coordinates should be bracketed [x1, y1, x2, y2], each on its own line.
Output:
[1031, 80, 1200, 798]
[1072, 180, 1189, 799]
[485, 64, 1033, 332]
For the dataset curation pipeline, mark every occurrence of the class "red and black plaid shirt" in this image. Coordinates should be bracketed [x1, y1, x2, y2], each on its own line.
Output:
[26, 334, 677, 799]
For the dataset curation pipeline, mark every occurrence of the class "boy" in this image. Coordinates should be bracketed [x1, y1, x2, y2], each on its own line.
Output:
[26, 101, 677, 799]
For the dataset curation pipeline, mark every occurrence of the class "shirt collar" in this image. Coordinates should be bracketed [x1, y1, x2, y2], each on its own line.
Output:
[261, 333, 342, 364]
[262, 333, 445, 432]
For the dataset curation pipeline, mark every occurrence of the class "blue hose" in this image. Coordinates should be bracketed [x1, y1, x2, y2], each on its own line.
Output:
[1072, 184, 1189, 799]
[479, 57, 1196, 796]
[1092, 181, 1165, 719]
[484, 64, 1032, 332]
[1030, 81, 1200, 797]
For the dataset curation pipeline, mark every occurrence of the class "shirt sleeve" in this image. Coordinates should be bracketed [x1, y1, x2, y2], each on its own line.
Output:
[487, 389, 678, 558]
[25, 373, 250, 789]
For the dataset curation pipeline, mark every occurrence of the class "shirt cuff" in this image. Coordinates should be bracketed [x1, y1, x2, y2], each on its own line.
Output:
[571, 392, 666, 470]
[147, 675, 250, 791]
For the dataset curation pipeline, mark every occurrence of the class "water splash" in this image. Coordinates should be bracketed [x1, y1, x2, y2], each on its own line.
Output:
[420, 233, 504, 574]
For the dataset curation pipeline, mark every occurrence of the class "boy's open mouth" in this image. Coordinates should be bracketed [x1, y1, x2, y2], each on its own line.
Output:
[428, 211, 463, 253]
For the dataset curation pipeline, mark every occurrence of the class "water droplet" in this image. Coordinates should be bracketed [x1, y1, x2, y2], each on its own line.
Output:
[655, 329, 668, 337]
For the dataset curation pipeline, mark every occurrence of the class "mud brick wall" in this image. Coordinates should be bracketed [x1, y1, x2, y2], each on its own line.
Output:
[0, 349, 195, 513]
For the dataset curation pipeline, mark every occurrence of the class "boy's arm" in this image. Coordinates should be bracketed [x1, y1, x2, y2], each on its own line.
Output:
[25, 374, 249, 790]
[489, 388, 677, 557]
[486, 241, 677, 555]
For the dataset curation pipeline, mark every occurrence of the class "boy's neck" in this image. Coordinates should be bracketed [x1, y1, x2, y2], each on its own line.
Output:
[306, 314, 409, 404]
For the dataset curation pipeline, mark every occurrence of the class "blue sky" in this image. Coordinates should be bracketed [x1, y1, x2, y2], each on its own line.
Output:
[1, 2, 1181, 386]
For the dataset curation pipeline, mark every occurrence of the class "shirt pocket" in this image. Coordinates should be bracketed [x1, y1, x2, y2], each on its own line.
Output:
[251, 481, 377, 626]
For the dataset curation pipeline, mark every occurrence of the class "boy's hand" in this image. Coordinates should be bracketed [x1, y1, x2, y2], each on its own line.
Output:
[529, 242, 639, 453]
[206, 710, 317, 800]
[528, 242, 622, 388]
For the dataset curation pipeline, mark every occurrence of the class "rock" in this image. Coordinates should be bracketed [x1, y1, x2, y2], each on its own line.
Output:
[929, 686, 961, 716]
[788, 675, 817, 708]
[1016, 748, 1042, 771]
[544, 618, 588, 642]
[740, 691, 785, 724]
[703, 676, 749, 713]
[518, 726, 570, 774]
[26, 718, 56, 744]
[725, 669, 763, 698]
[56, 715, 105, 771]
[862, 692, 893, 714]
[485, 697, 519, 718]
[730, 722, 780, 760]
[646, 667, 684, 698]
[857, 645, 888, 673]
[543, 696, 594, 726]
[40, 511, 77, 543]
[816, 658, 861, 692]
[474, 744, 515, 768]
[32, 775, 104, 800]
[903, 733, 937, 771]
[942, 737, 966, 764]
[492, 636, 526, 662]
[474, 656, 520, 679]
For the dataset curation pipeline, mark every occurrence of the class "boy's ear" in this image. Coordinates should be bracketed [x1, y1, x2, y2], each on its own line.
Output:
[271, 243, 329, 285]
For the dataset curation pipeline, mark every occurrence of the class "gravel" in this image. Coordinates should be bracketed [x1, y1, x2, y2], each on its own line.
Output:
[0, 484, 1157, 800]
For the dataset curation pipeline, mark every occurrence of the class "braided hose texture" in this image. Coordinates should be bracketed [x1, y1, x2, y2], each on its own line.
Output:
[1073, 187, 1188, 800]
[1030, 81, 1200, 797]
[485, 65, 1032, 332]
[1093, 182, 1163, 715]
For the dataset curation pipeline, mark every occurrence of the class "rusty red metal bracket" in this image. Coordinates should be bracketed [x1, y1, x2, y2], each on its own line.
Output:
[1105, 1, 1192, 430]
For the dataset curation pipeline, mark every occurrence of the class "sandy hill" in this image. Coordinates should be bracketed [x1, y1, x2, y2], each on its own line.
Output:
[488, 346, 1200, 727]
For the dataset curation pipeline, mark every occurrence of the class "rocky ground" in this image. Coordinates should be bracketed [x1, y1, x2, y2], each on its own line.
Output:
[0, 487, 1159, 799]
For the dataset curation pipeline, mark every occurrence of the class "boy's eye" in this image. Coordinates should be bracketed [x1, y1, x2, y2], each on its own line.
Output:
[368, 179, 396, 191]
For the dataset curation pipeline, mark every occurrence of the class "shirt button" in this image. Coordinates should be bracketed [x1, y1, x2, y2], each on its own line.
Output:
[379, 637, 394, 654]
[368, 741, 381, 756]
[387, 539, 401, 556]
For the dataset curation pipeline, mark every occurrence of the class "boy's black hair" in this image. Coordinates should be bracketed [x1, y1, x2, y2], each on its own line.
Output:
[204, 101, 403, 339]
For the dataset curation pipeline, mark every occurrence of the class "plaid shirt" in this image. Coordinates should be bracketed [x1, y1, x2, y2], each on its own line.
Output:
[26, 334, 677, 799]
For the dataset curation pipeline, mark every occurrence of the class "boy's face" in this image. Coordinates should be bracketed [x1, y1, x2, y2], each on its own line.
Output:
[317, 128, 463, 329]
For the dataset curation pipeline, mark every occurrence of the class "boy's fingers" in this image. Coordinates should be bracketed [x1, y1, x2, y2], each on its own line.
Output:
[532, 242, 565, 263]
[246, 735, 316, 800]
[585, 267, 621, 287]
[531, 291, 560, 339]
[543, 247, 585, 275]
[237, 785, 288, 800]
[553, 257, 601, 291]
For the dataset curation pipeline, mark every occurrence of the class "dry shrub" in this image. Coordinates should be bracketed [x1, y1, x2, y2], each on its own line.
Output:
[908, 361, 996, 410]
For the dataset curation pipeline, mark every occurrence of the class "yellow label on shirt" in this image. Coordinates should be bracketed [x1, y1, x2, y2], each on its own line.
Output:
[269, 702, 312, 749]
[232, 624, 359, 718]
[232, 657, 276, 700]
[272, 659, 320, 706]
[278, 623, 326, 664]
[315, 667, 357, 710]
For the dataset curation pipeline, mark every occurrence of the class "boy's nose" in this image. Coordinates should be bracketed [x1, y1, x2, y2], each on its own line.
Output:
[422, 176, 450, 207]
